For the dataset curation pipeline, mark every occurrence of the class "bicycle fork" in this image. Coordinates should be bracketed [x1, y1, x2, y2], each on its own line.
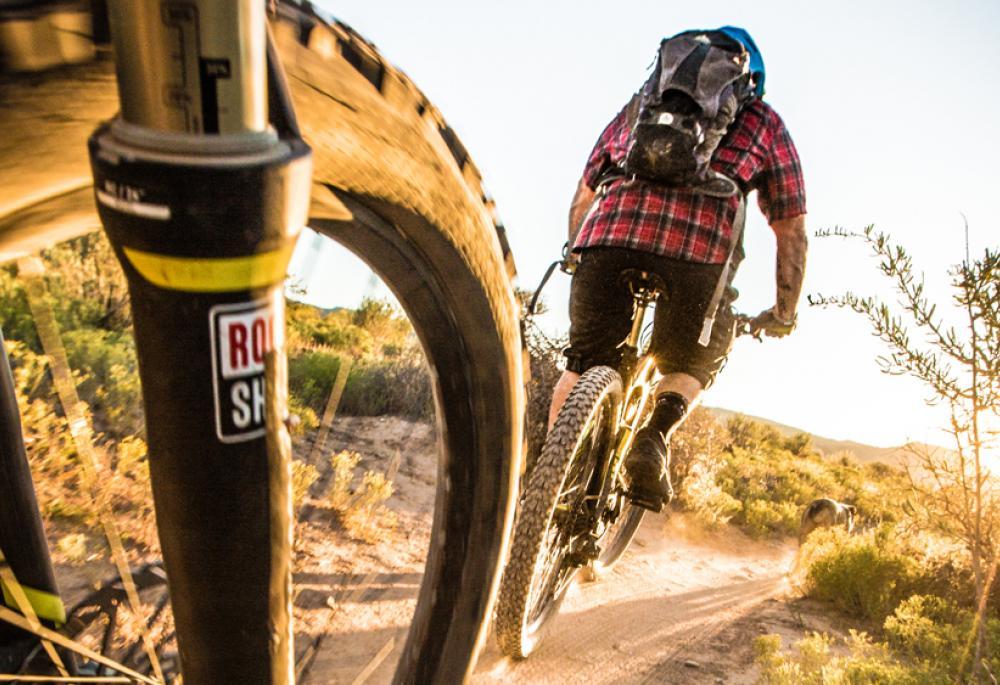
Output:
[89, 3, 310, 683]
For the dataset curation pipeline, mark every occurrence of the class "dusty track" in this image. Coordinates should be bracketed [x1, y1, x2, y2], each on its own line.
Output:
[473, 516, 793, 684]
[288, 418, 794, 685]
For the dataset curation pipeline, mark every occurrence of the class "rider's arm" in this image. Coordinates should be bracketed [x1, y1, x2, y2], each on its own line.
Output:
[570, 106, 627, 245]
[568, 177, 596, 243]
[770, 213, 807, 322]
[754, 104, 807, 332]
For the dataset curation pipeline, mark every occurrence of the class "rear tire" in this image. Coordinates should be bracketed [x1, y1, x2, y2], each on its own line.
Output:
[494, 366, 621, 658]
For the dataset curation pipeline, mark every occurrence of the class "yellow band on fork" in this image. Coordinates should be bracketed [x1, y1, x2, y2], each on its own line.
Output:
[0, 552, 66, 625]
[123, 243, 296, 292]
[0, 578, 66, 626]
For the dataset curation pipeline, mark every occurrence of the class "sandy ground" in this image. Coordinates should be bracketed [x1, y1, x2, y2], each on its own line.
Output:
[290, 417, 849, 685]
[291, 416, 438, 685]
[473, 516, 796, 685]
[45, 416, 850, 684]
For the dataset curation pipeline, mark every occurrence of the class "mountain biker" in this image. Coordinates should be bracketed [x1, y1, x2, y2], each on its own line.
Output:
[549, 27, 807, 511]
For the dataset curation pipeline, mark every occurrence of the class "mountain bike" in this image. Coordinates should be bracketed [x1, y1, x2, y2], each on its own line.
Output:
[495, 262, 757, 658]
[0, 2, 524, 683]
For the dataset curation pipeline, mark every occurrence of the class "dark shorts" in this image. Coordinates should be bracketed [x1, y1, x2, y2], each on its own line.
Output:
[563, 247, 741, 388]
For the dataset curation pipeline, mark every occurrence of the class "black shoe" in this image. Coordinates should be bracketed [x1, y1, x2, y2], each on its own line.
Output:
[622, 427, 673, 513]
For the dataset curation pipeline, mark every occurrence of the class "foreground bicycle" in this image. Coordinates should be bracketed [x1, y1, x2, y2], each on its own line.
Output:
[495, 260, 758, 658]
[0, 2, 524, 682]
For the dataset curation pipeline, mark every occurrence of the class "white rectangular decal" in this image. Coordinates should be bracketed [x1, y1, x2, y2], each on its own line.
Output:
[209, 298, 284, 443]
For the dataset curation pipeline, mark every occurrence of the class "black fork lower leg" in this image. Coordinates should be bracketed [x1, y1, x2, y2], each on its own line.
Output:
[88, 124, 310, 683]
[0, 328, 65, 650]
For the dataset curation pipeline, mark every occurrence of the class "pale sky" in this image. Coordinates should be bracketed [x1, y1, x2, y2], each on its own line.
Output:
[296, 0, 1000, 449]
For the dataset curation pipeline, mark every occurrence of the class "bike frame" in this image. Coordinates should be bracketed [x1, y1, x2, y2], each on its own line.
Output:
[573, 276, 662, 561]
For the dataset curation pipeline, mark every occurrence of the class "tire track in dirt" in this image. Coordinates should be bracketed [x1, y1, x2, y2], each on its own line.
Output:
[473, 515, 794, 685]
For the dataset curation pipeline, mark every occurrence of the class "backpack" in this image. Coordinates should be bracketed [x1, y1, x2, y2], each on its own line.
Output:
[622, 30, 757, 197]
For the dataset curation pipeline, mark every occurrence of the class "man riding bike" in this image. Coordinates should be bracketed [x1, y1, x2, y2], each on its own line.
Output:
[549, 26, 808, 512]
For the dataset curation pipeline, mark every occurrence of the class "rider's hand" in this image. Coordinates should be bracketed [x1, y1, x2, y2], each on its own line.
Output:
[562, 249, 580, 274]
[749, 307, 797, 338]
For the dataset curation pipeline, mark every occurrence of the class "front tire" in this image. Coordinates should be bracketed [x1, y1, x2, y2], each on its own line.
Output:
[494, 366, 621, 658]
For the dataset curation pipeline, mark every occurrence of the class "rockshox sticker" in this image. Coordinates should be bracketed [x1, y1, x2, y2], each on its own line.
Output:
[209, 298, 283, 443]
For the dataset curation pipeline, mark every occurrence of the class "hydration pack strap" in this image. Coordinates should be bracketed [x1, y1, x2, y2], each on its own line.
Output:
[698, 192, 746, 346]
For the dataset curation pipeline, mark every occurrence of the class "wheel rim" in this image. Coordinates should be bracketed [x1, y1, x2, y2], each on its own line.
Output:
[523, 393, 616, 633]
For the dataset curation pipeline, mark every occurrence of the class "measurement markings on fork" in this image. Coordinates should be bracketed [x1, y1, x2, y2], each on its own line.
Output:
[209, 298, 283, 443]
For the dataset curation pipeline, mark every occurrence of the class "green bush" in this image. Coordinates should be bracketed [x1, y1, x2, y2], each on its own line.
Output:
[62, 328, 143, 438]
[884, 594, 1000, 679]
[0, 266, 39, 348]
[754, 631, 947, 685]
[803, 527, 918, 622]
[669, 413, 906, 539]
[288, 351, 342, 413]
[286, 296, 432, 420]
[288, 351, 432, 420]
[340, 355, 432, 420]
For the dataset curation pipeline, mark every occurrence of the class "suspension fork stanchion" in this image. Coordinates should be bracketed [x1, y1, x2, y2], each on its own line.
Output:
[90, 3, 311, 683]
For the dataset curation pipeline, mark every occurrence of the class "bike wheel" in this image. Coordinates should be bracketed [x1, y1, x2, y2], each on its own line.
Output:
[494, 366, 622, 658]
[1, 4, 525, 683]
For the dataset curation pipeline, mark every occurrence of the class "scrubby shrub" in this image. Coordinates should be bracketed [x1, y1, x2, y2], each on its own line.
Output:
[325, 450, 397, 543]
[56, 533, 90, 565]
[287, 297, 433, 420]
[754, 631, 944, 685]
[339, 355, 432, 420]
[0, 267, 39, 347]
[670, 406, 727, 487]
[289, 351, 342, 412]
[727, 414, 783, 452]
[62, 328, 143, 438]
[741, 498, 801, 539]
[670, 412, 905, 538]
[803, 527, 918, 623]
[328, 451, 361, 510]
[884, 594, 1000, 679]
[287, 394, 319, 434]
[676, 451, 741, 527]
[292, 460, 320, 511]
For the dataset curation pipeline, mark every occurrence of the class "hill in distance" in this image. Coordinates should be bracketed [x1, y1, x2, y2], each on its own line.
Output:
[707, 406, 952, 470]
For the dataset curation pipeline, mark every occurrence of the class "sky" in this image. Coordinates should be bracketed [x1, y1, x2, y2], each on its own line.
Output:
[295, 0, 1000, 449]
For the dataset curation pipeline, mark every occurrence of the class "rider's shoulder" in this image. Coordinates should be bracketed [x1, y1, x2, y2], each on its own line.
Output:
[745, 99, 793, 132]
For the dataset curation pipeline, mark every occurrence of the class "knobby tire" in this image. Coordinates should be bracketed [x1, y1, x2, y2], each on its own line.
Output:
[494, 366, 622, 658]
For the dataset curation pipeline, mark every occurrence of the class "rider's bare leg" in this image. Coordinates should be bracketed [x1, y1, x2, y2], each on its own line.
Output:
[654, 372, 703, 406]
[548, 369, 580, 430]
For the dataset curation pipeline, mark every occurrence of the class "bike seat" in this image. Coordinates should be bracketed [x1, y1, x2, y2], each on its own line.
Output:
[618, 269, 666, 296]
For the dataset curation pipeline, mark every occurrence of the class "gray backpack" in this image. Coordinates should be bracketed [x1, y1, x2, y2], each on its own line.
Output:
[623, 30, 756, 197]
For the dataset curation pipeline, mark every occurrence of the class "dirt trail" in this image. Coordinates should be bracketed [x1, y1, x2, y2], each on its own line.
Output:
[290, 417, 799, 685]
[473, 516, 794, 685]
[46, 416, 799, 684]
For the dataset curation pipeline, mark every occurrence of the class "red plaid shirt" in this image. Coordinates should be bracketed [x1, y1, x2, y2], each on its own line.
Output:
[574, 99, 806, 264]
